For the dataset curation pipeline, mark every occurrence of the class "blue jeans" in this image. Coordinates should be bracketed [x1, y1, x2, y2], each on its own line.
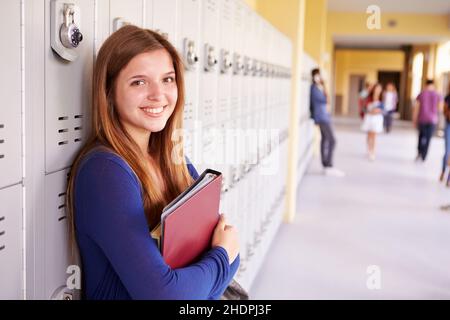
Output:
[442, 123, 450, 174]
[383, 111, 394, 133]
[318, 122, 336, 168]
[418, 123, 435, 161]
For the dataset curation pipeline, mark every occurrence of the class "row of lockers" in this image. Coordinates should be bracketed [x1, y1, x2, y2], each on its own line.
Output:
[0, 0, 301, 299]
[0, 0, 292, 189]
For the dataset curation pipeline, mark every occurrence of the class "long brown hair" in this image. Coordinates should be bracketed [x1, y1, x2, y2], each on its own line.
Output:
[66, 25, 193, 247]
[368, 83, 383, 103]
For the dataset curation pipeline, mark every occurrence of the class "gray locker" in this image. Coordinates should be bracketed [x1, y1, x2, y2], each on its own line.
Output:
[95, 0, 110, 55]
[0, 0, 22, 188]
[177, 0, 201, 131]
[110, 0, 144, 33]
[0, 184, 23, 299]
[14, 0, 296, 298]
[45, 0, 94, 173]
[230, 0, 245, 182]
[199, 0, 219, 127]
[151, 0, 177, 44]
[43, 170, 71, 299]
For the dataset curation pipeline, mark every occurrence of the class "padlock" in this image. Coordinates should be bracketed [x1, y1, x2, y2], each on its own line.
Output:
[59, 4, 83, 48]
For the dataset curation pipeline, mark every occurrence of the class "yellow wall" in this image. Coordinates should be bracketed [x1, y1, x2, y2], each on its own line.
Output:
[253, 0, 301, 42]
[243, 0, 257, 10]
[435, 41, 450, 93]
[335, 49, 405, 114]
[304, 0, 327, 67]
[327, 12, 450, 38]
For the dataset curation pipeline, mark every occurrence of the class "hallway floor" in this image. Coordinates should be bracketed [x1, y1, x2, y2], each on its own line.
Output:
[249, 117, 450, 299]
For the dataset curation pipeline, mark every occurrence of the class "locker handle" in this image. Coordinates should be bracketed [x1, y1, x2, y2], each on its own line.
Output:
[0, 216, 4, 222]
[0, 124, 4, 129]
[0, 139, 4, 144]
[58, 192, 66, 197]
[74, 114, 83, 119]
[0, 231, 4, 236]
[0, 245, 5, 251]
[0, 155, 4, 159]
[58, 204, 66, 210]
[58, 129, 69, 133]
[58, 216, 67, 222]
[58, 141, 69, 146]
[58, 116, 69, 121]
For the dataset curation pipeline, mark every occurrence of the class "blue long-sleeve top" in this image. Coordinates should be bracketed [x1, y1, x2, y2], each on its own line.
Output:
[310, 84, 331, 124]
[74, 149, 239, 300]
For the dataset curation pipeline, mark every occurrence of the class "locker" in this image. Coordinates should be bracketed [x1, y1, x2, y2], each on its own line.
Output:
[45, 0, 94, 173]
[177, 0, 201, 132]
[196, 123, 217, 174]
[216, 0, 234, 191]
[15, 0, 296, 298]
[215, 121, 231, 192]
[0, 184, 23, 299]
[217, 0, 233, 123]
[151, 0, 177, 44]
[0, 0, 22, 188]
[199, 0, 220, 127]
[95, 0, 110, 55]
[230, 0, 246, 182]
[44, 170, 71, 299]
[110, 0, 144, 32]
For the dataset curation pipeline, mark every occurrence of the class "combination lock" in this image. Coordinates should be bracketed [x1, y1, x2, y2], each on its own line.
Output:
[183, 38, 199, 70]
[60, 5, 83, 48]
[204, 44, 218, 72]
[220, 49, 233, 74]
[233, 53, 244, 75]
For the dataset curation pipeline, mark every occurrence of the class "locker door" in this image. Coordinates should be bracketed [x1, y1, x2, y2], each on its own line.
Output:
[198, 0, 220, 174]
[0, 184, 23, 299]
[241, 4, 254, 172]
[45, 0, 95, 173]
[231, 0, 245, 182]
[110, 0, 144, 32]
[199, 0, 219, 127]
[44, 170, 71, 299]
[95, 0, 110, 56]
[177, 0, 201, 159]
[217, 0, 233, 124]
[216, 0, 234, 191]
[0, 0, 22, 188]
[151, 0, 177, 45]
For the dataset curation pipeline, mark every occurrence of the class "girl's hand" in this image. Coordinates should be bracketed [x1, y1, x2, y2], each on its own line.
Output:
[211, 214, 239, 264]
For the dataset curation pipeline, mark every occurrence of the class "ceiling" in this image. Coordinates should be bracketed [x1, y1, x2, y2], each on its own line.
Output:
[328, 0, 450, 14]
[334, 35, 450, 49]
[329, 0, 450, 48]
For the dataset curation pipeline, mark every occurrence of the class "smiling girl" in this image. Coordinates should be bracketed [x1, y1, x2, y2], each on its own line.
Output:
[66, 25, 239, 300]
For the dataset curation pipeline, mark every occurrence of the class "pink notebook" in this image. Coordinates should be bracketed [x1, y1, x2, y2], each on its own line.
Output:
[152, 169, 222, 269]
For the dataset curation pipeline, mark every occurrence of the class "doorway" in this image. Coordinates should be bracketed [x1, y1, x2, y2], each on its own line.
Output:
[348, 75, 365, 118]
[378, 71, 401, 91]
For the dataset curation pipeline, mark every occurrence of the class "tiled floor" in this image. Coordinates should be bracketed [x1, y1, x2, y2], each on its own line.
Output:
[249, 117, 450, 299]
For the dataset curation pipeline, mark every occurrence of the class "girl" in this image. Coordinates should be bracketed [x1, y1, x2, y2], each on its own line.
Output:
[361, 83, 384, 161]
[67, 25, 239, 300]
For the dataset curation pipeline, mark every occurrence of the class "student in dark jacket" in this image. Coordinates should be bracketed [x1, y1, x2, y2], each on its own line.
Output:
[310, 68, 345, 177]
